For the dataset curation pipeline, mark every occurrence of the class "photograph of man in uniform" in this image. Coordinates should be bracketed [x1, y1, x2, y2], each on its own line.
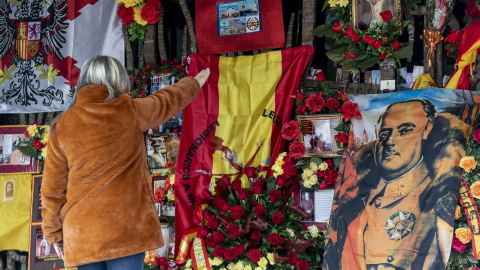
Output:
[147, 140, 167, 170]
[300, 191, 315, 222]
[3, 180, 14, 201]
[324, 97, 472, 269]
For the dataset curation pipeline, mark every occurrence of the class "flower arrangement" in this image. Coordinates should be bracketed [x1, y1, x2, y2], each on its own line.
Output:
[444, 29, 464, 59]
[322, 0, 350, 23]
[298, 157, 340, 191]
[154, 162, 176, 207]
[312, 10, 413, 73]
[446, 126, 480, 269]
[17, 121, 49, 171]
[181, 153, 326, 270]
[144, 251, 177, 270]
[131, 59, 188, 98]
[116, 0, 162, 41]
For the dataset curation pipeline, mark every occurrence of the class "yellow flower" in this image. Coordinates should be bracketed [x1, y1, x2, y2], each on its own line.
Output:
[257, 257, 268, 268]
[254, 267, 265, 270]
[235, 261, 244, 270]
[212, 257, 223, 266]
[258, 171, 267, 178]
[329, 0, 339, 7]
[244, 266, 253, 270]
[115, 0, 125, 3]
[337, 0, 348, 7]
[42, 125, 50, 134]
[169, 174, 175, 185]
[124, 0, 140, 8]
[308, 175, 318, 185]
[185, 258, 192, 268]
[460, 156, 477, 173]
[310, 162, 319, 172]
[167, 190, 175, 201]
[301, 168, 314, 180]
[27, 125, 38, 137]
[267, 253, 275, 265]
[41, 134, 49, 144]
[272, 152, 286, 177]
[470, 181, 480, 199]
[227, 262, 236, 270]
[41, 147, 47, 158]
[455, 227, 472, 244]
[455, 205, 462, 219]
[133, 6, 147, 25]
[303, 180, 312, 189]
[319, 162, 328, 171]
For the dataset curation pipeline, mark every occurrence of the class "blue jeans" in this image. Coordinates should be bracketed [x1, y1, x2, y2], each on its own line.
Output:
[77, 252, 144, 270]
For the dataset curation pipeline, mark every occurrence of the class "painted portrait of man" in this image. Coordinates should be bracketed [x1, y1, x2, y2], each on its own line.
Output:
[3, 180, 14, 201]
[323, 90, 479, 270]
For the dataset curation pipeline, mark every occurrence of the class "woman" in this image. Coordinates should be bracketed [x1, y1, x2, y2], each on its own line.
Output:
[41, 55, 209, 269]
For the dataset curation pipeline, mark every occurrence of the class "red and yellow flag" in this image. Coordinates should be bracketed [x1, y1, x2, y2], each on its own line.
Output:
[174, 46, 313, 257]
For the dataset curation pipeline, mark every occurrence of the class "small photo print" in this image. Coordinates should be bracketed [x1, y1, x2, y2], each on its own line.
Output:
[372, 70, 381, 85]
[364, 71, 372, 84]
[240, 0, 259, 16]
[219, 20, 229, 36]
[36, 234, 52, 257]
[218, 0, 261, 36]
[351, 71, 360, 83]
[407, 73, 414, 89]
[397, 67, 407, 87]
[309, 68, 322, 79]
[299, 190, 314, 222]
[245, 16, 260, 33]
[3, 179, 14, 201]
[230, 17, 247, 35]
[218, 2, 240, 19]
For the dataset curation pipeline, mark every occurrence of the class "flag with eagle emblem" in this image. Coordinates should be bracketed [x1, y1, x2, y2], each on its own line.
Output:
[0, 0, 124, 113]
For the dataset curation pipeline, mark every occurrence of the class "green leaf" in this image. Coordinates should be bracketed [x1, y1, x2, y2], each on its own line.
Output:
[267, 179, 276, 191]
[392, 44, 413, 60]
[15, 145, 38, 157]
[334, 122, 350, 132]
[333, 157, 342, 168]
[325, 45, 349, 63]
[312, 24, 336, 39]
[357, 56, 379, 70]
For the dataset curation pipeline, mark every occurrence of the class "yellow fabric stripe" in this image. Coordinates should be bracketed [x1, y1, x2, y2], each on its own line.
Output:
[0, 174, 32, 252]
[212, 51, 283, 186]
[446, 39, 480, 89]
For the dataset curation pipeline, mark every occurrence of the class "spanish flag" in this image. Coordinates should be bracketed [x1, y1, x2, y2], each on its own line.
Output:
[174, 46, 313, 255]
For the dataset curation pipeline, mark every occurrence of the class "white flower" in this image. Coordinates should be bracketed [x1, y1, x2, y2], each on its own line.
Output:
[308, 225, 320, 238]
[286, 228, 295, 238]
[212, 257, 224, 266]
[258, 257, 268, 268]
[308, 175, 318, 185]
[235, 261, 244, 270]
[185, 258, 192, 268]
[267, 253, 275, 265]
[244, 265, 253, 270]
[227, 262, 236, 270]
[303, 181, 312, 189]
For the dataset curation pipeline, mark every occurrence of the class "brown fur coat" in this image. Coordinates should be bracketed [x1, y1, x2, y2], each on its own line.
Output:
[41, 77, 200, 267]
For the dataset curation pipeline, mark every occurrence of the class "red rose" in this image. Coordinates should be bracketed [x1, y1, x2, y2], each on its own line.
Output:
[272, 212, 284, 225]
[380, 10, 393, 23]
[344, 52, 358, 59]
[219, 175, 231, 187]
[296, 260, 310, 270]
[276, 175, 286, 186]
[23, 130, 30, 138]
[379, 52, 388, 59]
[117, 5, 134, 26]
[363, 34, 374, 45]
[205, 235, 216, 247]
[281, 120, 301, 141]
[252, 180, 264, 194]
[289, 141, 306, 159]
[326, 97, 339, 109]
[296, 92, 304, 101]
[245, 167, 257, 178]
[305, 93, 325, 113]
[237, 188, 247, 200]
[192, 215, 202, 225]
[319, 182, 328, 189]
[197, 226, 209, 237]
[230, 205, 246, 220]
[141, 3, 160, 25]
[203, 210, 214, 221]
[317, 170, 325, 178]
[315, 70, 325, 81]
[297, 104, 307, 115]
[342, 25, 354, 36]
[324, 176, 334, 185]
[452, 235, 467, 253]
[227, 223, 240, 238]
[349, 33, 361, 42]
[392, 40, 400, 50]
[254, 204, 266, 217]
[33, 139, 43, 149]
[326, 159, 334, 168]
[334, 132, 349, 143]
[223, 248, 236, 260]
[207, 218, 220, 230]
[338, 101, 362, 121]
[338, 92, 348, 100]
[214, 231, 226, 243]
[251, 231, 262, 241]
[445, 29, 464, 44]
[372, 40, 382, 49]
[159, 257, 169, 270]
[270, 190, 281, 202]
[248, 249, 262, 263]
[234, 244, 245, 255]
[213, 196, 230, 212]
[213, 245, 224, 257]
[232, 179, 242, 191]
[332, 22, 342, 32]
[268, 233, 283, 245]
[466, 0, 480, 20]
[287, 251, 298, 264]
[145, 0, 162, 10]
[474, 129, 480, 143]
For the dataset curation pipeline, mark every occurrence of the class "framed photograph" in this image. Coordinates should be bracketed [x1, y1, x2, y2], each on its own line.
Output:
[397, 67, 407, 87]
[309, 68, 322, 79]
[364, 71, 372, 84]
[336, 68, 350, 84]
[351, 71, 360, 83]
[372, 70, 381, 85]
[299, 190, 315, 222]
[0, 126, 38, 174]
[147, 136, 169, 174]
[298, 114, 343, 157]
[352, 0, 402, 32]
[152, 175, 167, 194]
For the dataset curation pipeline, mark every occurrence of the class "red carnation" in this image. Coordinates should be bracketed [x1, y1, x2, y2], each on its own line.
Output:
[254, 204, 266, 217]
[251, 231, 262, 241]
[363, 34, 374, 45]
[214, 231, 226, 243]
[249, 249, 262, 263]
[445, 29, 464, 44]
[344, 52, 358, 59]
[287, 251, 298, 264]
[305, 93, 325, 113]
[23, 130, 30, 138]
[268, 233, 283, 245]
[117, 5, 134, 26]
[223, 248, 236, 260]
[272, 212, 284, 225]
[474, 129, 480, 143]
[379, 52, 388, 59]
[141, 3, 160, 25]
[289, 141, 306, 159]
[332, 22, 342, 32]
[380, 10, 393, 23]
[234, 244, 245, 255]
[466, 0, 480, 20]
[392, 41, 400, 50]
[315, 70, 326, 81]
[281, 157, 297, 178]
[230, 205, 246, 220]
[281, 120, 301, 141]
[270, 190, 282, 202]
[334, 132, 349, 143]
[296, 260, 310, 270]
[349, 33, 361, 42]
[326, 97, 339, 109]
[372, 40, 382, 49]
[33, 139, 43, 150]
[338, 101, 362, 121]
[145, 0, 162, 10]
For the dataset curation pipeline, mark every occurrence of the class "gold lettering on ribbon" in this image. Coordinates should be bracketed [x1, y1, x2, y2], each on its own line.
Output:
[193, 237, 207, 270]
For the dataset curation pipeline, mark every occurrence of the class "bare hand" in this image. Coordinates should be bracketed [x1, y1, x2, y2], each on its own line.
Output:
[53, 242, 65, 260]
[194, 68, 210, 88]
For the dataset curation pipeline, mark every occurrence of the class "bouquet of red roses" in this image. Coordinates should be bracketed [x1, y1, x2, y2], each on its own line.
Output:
[182, 153, 325, 270]
[116, 0, 162, 41]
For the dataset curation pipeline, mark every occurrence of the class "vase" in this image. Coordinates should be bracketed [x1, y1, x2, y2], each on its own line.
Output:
[379, 58, 396, 91]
